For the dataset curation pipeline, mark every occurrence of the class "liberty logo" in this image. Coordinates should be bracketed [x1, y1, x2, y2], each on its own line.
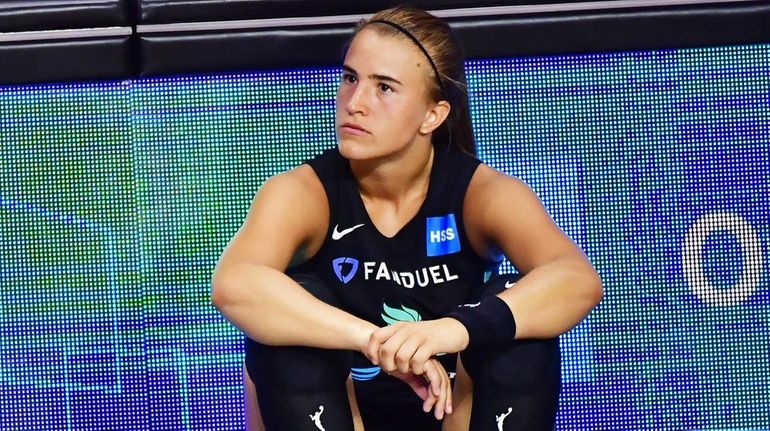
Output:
[332, 257, 359, 284]
[381, 303, 422, 325]
[496, 407, 513, 430]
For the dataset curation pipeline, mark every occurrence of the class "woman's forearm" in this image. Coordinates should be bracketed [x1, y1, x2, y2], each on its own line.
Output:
[211, 262, 377, 350]
[499, 257, 603, 339]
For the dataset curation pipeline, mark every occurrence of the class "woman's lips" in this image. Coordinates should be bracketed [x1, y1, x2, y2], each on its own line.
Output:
[340, 123, 368, 136]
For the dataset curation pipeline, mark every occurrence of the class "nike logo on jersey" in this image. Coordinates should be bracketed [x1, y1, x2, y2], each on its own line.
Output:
[505, 280, 517, 288]
[332, 223, 365, 240]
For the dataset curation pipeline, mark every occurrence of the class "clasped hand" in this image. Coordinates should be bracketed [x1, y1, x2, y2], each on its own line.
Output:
[361, 318, 469, 420]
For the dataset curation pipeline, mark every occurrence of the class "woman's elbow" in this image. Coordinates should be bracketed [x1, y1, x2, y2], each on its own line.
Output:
[210, 267, 238, 312]
[586, 268, 604, 307]
[564, 257, 603, 308]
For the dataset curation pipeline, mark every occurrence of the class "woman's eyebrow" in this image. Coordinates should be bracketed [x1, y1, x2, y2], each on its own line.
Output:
[342, 65, 403, 86]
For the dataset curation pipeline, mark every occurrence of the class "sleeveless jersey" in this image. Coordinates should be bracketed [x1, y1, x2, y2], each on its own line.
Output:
[289, 147, 501, 327]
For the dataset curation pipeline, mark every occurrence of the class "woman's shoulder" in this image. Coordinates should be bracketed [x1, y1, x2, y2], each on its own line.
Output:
[262, 162, 326, 206]
[465, 162, 539, 223]
[249, 162, 329, 261]
[468, 162, 529, 193]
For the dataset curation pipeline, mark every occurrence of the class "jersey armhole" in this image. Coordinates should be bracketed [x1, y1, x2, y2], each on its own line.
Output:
[287, 160, 333, 270]
[461, 163, 506, 266]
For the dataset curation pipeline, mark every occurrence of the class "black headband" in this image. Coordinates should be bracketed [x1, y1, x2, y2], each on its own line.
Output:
[367, 19, 445, 92]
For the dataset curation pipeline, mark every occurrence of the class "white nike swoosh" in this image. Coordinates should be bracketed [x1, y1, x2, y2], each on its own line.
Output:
[504, 280, 516, 288]
[332, 223, 365, 240]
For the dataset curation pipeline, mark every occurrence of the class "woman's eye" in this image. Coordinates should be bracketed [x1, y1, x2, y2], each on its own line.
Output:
[378, 83, 392, 93]
[341, 73, 356, 84]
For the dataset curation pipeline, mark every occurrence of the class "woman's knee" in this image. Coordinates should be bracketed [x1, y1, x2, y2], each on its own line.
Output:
[461, 338, 561, 393]
[245, 273, 351, 390]
[460, 273, 561, 392]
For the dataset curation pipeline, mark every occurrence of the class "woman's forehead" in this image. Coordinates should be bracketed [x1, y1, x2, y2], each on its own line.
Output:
[344, 29, 430, 83]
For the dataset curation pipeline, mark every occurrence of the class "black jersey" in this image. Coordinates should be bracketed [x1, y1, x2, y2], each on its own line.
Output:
[289, 147, 501, 328]
[287, 147, 502, 430]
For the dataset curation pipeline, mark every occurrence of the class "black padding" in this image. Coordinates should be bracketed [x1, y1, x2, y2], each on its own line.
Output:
[136, 2, 770, 78]
[137, 0, 565, 25]
[452, 2, 770, 58]
[0, 37, 133, 85]
[2, 1, 770, 84]
[137, 27, 354, 77]
[0, 1, 130, 32]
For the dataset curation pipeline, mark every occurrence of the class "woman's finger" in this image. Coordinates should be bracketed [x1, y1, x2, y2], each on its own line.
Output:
[433, 362, 448, 420]
[377, 330, 409, 372]
[422, 361, 439, 413]
[446, 367, 453, 415]
[365, 324, 400, 364]
[410, 345, 433, 375]
[394, 336, 421, 374]
[424, 359, 442, 397]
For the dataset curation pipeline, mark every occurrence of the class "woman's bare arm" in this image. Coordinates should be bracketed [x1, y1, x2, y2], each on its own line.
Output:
[466, 165, 603, 340]
[211, 165, 376, 350]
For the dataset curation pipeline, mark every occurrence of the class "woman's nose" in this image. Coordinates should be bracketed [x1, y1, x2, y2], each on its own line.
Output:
[345, 83, 369, 115]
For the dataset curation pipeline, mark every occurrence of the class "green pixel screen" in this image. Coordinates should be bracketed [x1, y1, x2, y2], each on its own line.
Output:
[1, 44, 768, 430]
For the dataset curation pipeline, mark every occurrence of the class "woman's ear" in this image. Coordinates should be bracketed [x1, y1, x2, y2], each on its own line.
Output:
[420, 100, 451, 134]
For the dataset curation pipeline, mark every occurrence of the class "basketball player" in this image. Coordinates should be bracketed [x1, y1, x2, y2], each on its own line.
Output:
[212, 6, 603, 430]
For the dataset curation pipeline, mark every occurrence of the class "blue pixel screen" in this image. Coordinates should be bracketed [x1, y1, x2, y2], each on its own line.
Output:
[1, 44, 768, 430]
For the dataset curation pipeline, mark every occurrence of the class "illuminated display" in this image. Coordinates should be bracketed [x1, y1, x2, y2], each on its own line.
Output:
[1, 44, 768, 430]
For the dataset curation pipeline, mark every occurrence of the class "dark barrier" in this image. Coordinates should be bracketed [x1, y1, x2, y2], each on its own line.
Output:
[136, 1, 770, 78]
[137, 0, 523, 23]
[1, 1, 769, 87]
[0, 0, 130, 32]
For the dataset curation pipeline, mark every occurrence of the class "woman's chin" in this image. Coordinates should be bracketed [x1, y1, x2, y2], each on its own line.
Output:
[337, 140, 373, 161]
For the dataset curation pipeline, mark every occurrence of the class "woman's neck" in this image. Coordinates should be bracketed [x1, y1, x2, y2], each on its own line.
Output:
[350, 140, 434, 205]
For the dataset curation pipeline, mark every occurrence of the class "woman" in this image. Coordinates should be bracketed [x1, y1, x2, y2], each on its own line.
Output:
[212, 6, 602, 431]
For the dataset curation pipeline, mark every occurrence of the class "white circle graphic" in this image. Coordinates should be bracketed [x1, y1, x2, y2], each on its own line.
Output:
[682, 212, 763, 306]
